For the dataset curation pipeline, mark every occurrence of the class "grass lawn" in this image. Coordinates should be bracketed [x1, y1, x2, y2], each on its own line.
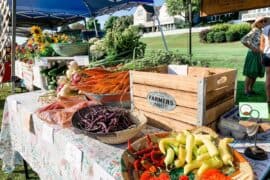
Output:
[142, 33, 267, 103]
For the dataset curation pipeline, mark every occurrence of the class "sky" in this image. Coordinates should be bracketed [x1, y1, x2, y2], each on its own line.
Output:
[17, 0, 165, 44]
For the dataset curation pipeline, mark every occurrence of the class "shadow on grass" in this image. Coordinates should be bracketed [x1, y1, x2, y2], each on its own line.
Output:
[13, 169, 39, 178]
[236, 80, 267, 103]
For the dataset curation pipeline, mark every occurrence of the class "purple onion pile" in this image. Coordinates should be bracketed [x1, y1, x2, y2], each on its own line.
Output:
[72, 105, 135, 134]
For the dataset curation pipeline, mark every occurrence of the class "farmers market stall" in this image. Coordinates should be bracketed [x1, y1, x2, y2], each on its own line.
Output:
[0, 91, 270, 180]
[2, 0, 270, 179]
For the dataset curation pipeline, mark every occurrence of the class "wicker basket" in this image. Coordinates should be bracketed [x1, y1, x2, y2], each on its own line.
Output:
[72, 110, 147, 144]
[121, 127, 254, 180]
[51, 42, 89, 57]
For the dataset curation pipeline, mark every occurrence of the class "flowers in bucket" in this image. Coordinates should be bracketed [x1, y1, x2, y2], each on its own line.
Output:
[28, 26, 70, 57]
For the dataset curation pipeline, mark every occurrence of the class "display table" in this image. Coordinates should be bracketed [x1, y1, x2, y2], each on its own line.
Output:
[0, 91, 143, 180]
[0, 91, 270, 180]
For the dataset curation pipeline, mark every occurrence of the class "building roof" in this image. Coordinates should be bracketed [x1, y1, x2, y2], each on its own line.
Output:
[142, 4, 155, 14]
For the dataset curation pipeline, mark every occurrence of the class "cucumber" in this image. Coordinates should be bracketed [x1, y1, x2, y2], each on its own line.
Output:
[48, 65, 67, 76]
[41, 64, 58, 76]
[40, 68, 51, 76]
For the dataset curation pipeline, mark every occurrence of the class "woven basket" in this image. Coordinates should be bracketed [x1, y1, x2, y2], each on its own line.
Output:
[51, 42, 89, 57]
[121, 126, 254, 180]
[72, 110, 147, 144]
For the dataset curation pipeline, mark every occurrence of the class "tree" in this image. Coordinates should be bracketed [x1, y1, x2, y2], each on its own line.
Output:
[87, 18, 101, 31]
[104, 16, 119, 31]
[166, 0, 200, 18]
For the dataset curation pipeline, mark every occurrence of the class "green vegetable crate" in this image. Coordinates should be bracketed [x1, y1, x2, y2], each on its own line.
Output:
[130, 65, 237, 131]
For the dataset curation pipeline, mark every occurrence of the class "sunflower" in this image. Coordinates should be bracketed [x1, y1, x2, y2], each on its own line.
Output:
[39, 43, 47, 53]
[30, 26, 42, 36]
[52, 36, 59, 43]
[34, 35, 43, 44]
[61, 34, 69, 42]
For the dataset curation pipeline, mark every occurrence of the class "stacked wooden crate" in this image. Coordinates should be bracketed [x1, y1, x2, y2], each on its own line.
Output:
[130, 65, 237, 131]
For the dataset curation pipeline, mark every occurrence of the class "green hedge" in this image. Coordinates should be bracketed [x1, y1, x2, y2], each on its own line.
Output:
[200, 23, 251, 43]
[199, 29, 211, 43]
[225, 30, 239, 42]
[214, 31, 226, 43]
[212, 23, 230, 32]
[206, 31, 215, 43]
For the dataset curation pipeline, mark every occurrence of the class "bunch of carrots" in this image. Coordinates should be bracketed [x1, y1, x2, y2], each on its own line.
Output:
[72, 68, 130, 95]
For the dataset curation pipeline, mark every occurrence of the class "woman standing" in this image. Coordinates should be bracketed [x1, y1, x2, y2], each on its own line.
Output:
[242, 17, 266, 96]
[260, 20, 270, 103]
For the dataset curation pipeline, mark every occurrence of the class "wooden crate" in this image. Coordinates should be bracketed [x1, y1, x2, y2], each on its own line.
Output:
[32, 65, 48, 89]
[21, 62, 34, 90]
[15, 60, 23, 79]
[130, 65, 237, 131]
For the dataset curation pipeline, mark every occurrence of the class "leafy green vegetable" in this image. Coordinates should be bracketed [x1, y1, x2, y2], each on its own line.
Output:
[170, 168, 195, 180]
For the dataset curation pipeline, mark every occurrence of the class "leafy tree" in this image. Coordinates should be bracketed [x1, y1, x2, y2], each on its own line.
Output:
[87, 18, 101, 31]
[166, 0, 200, 19]
[104, 16, 119, 31]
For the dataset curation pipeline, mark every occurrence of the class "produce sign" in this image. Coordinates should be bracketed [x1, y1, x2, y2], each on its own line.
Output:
[239, 102, 269, 119]
[72, 105, 135, 134]
[121, 127, 253, 180]
[147, 91, 176, 111]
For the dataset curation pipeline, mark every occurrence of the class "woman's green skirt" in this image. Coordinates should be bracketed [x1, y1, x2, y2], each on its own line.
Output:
[243, 50, 265, 78]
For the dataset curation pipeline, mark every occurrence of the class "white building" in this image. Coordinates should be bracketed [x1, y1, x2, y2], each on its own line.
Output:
[133, 3, 184, 32]
[133, 4, 156, 32]
[240, 7, 270, 22]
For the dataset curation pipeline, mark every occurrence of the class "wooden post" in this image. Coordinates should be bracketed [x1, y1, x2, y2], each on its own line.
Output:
[11, 0, 16, 93]
[197, 78, 206, 126]
[188, 0, 192, 61]
[129, 71, 134, 111]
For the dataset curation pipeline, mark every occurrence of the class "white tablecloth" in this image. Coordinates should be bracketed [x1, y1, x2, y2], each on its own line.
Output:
[0, 91, 269, 180]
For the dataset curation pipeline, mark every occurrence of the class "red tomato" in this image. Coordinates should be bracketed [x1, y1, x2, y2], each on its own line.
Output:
[158, 172, 170, 180]
[200, 169, 231, 180]
[140, 171, 152, 180]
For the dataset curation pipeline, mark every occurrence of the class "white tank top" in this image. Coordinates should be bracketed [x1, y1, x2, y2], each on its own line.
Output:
[263, 25, 270, 57]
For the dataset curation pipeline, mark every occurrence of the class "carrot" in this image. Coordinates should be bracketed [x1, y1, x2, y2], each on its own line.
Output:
[73, 69, 130, 94]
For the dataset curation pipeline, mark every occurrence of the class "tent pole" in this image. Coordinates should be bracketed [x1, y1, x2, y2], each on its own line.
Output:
[93, 18, 99, 37]
[154, 7, 168, 52]
[188, 0, 192, 60]
[83, 18, 87, 29]
[11, 0, 16, 93]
